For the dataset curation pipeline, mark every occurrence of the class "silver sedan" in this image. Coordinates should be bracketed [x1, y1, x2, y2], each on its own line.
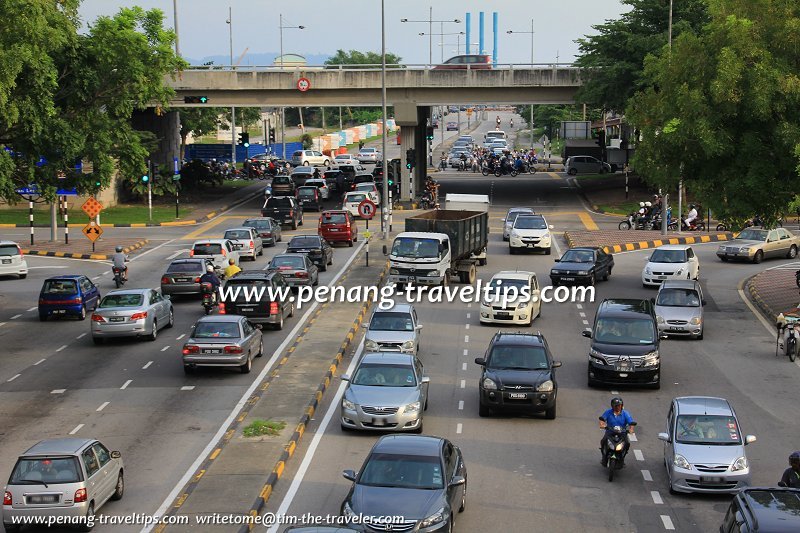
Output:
[91, 289, 173, 345]
[181, 315, 263, 374]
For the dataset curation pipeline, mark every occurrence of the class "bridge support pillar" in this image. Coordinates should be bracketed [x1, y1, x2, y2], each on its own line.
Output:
[395, 102, 418, 203]
[131, 109, 182, 174]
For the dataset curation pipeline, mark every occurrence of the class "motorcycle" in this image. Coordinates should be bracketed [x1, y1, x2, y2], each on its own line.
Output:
[602, 423, 636, 481]
[200, 282, 218, 315]
[112, 267, 126, 288]
[681, 218, 706, 231]
[494, 165, 518, 178]
[419, 190, 439, 210]
[796, 269, 800, 289]
[777, 319, 800, 363]
[618, 213, 637, 231]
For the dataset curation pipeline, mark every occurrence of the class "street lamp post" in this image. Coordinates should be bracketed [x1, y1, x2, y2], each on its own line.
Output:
[507, 20, 535, 151]
[419, 31, 465, 62]
[226, 7, 235, 164]
[172, 0, 180, 56]
[401, 9, 461, 67]
[664, 0, 674, 236]
[381, 0, 389, 237]
[278, 14, 305, 159]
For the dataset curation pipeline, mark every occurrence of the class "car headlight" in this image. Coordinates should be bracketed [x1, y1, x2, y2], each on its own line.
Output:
[365, 339, 379, 351]
[673, 454, 691, 470]
[342, 502, 355, 518]
[643, 351, 660, 367]
[675, 268, 684, 275]
[389, 268, 399, 274]
[403, 401, 421, 414]
[427, 270, 439, 277]
[656, 315, 665, 324]
[342, 398, 356, 411]
[589, 348, 606, 364]
[550, 269, 560, 275]
[740, 247, 750, 253]
[537, 380, 554, 392]
[578, 270, 588, 275]
[482, 377, 497, 390]
[518, 302, 528, 310]
[645, 266, 652, 274]
[731, 457, 748, 472]
[402, 340, 415, 350]
[420, 507, 445, 528]
[718, 245, 726, 252]
[689, 316, 702, 325]
[511, 231, 519, 239]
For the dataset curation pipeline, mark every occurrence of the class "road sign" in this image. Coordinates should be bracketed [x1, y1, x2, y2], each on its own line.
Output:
[296, 77, 311, 92]
[57, 188, 78, 196]
[15, 185, 40, 196]
[466, 108, 473, 116]
[81, 196, 103, 219]
[358, 199, 376, 219]
[82, 221, 103, 243]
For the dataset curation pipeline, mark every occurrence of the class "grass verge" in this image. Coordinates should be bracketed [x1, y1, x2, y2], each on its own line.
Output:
[596, 202, 640, 216]
[0, 205, 196, 225]
[242, 419, 287, 437]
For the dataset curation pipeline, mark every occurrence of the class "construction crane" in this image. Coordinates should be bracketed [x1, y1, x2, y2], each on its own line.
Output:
[234, 47, 249, 67]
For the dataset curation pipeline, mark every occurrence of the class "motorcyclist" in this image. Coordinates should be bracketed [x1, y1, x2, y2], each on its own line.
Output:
[459, 152, 467, 170]
[199, 264, 222, 304]
[509, 118, 514, 129]
[111, 246, 129, 281]
[496, 115, 501, 126]
[684, 204, 699, 229]
[599, 397, 636, 467]
[224, 258, 241, 279]
[779, 451, 800, 488]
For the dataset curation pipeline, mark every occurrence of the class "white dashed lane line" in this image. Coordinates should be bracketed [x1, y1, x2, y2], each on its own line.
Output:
[7, 374, 20, 382]
[11, 314, 21, 319]
[33, 359, 45, 366]
[579, 312, 586, 318]
[180, 386, 195, 391]
[27, 307, 37, 312]
[660, 515, 675, 530]
[641, 469, 652, 481]
[51, 389, 66, 394]
[466, 313, 470, 319]
[142, 361, 153, 370]
[92, 276, 101, 280]
[76, 333, 86, 339]
[610, 390, 619, 395]
[96, 402, 110, 412]
[465, 324, 470, 330]
[0, 322, 6, 328]
[458, 400, 464, 410]
[576, 304, 583, 309]
[633, 449, 644, 461]
[176, 334, 185, 340]
[456, 423, 463, 434]
[161, 346, 169, 352]
[69, 424, 84, 435]
[651, 491, 663, 504]
[120, 380, 132, 390]
[460, 380, 465, 389]
[463, 349, 468, 356]
[55, 345, 68, 352]
[464, 335, 469, 343]
[461, 363, 467, 371]
[582, 320, 589, 325]
[467, 303, 472, 308]
[629, 433, 638, 442]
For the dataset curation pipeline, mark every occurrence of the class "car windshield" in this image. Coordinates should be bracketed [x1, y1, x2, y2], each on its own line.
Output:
[356, 184, 374, 191]
[306, 181, 325, 188]
[224, 230, 251, 240]
[656, 288, 701, 307]
[737, 229, 768, 241]
[99, 294, 144, 308]
[273, 177, 290, 185]
[675, 415, 742, 445]
[487, 345, 549, 370]
[594, 318, 655, 345]
[0, 244, 20, 256]
[293, 167, 314, 174]
[167, 262, 204, 273]
[289, 237, 320, 248]
[266, 197, 293, 207]
[352, 363, 417, 387]
[243, 219, 270, 229]
[487, 278, 529, 293]
[369, 312, 414, 331]
[346, 194, 367, 203]
[391, 237, 440, 259]
[322, 213, 347, 224]
[192, 322, 241, 338]
[271, 256, 305, 268]
[560, 250, 595, 263]
[358, 453, 444, 489]
[649, 249, 688, 263]
[360, 148, 376, 153]
[506, 211, 532, 224]
[193, 243, 223, 255]
[514, 217, 547, 230]
[42, 280, 77, 294]
[10, 457, 82, 485]
[298, 188, 316, 197]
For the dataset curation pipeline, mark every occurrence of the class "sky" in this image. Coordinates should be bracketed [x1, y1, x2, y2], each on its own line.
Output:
[78, 0, 631, 65]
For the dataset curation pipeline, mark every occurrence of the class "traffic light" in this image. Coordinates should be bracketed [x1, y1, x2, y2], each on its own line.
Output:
[269, 128, 276, 143]
[405, 148, 415, 170]
[141, 174, 149, 183]
[238, 132, 250, 147]
[184, 96, 208, 104]
[426, 126, 434, 141]
[595, 130, 606, 147]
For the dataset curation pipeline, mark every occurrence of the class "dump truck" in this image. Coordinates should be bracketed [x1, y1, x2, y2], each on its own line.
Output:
[387, 207, 489, 288]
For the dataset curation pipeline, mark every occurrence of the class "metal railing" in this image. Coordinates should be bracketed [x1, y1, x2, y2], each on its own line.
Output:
[180, 62, 579, 72]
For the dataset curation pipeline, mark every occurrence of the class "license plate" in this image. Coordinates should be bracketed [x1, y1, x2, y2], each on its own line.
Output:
[28, 495, 58, 504]
[1, 259, 10, 264]
[175, 278, 190, 282]
[407, 277, 416, 283]
[240, 308, 254, 312]
[53, 309, 65, 314]
[616, 362, 631, 371]
[700, 476, 725, 483]
[110, 317, 124, 322]
[329, 228, 340, 232]
[496, 312, 510, 318]
[371, 418, 386, 426]
[657, 276, 667, 280]
[508, 393, 527, 399]
[560, 277, 574, 281]
[204, 349, 222, 354]
[669, 326, 682, 331]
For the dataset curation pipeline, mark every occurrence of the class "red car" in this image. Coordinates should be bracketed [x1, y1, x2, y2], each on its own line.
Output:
[433, 54, 492, 70]
[319, 210, 358, 247]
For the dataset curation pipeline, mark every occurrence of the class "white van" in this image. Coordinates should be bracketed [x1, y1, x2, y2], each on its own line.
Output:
[484, 130, 506, 142]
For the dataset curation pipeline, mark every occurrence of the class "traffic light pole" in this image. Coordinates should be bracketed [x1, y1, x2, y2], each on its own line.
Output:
[147, 159, 153, 223]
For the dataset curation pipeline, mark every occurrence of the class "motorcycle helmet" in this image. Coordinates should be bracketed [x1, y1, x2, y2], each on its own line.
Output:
[206, 264, 214, 272]
[639, 202, 645, 207]
[610, 397, 624, 409]
[645, 202, 652, 207]
[689, 204, 696, 209]
[115, 246, 123, 252]
[790, 451, 800, 466]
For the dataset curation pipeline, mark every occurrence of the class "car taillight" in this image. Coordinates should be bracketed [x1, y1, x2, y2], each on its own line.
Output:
[289, 210, 294, 217]
[221, 249, 227, 257]
[189, 250, 194, 257]
[278, 266, 291, 270]
[194, 277, 201, 283]
[130, 312, 147, 321]
[224, 346, 243, 354]
[161, 277, 170, 284]
[17, 248, 23, 258]
[38, 298, 45, 304]
[74, 488, 87, 503]
[296, 272, 308, 278]
[4, 491, 12, 505]
[219, 303, 226, 314]
[182, 345, 200, 355]
[270, 302, 279, 315]
[91, 314, 106, 323]
[249, 241, 254, 249]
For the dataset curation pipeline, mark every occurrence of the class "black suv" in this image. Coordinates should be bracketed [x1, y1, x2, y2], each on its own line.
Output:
[220, 272, 294, 330]
[474, 332, 561, 419]
[286, 235, 333, 271]
[582, 299, 663, 389]
[262, 196, 303, 229]
[720, 487, 800, 532]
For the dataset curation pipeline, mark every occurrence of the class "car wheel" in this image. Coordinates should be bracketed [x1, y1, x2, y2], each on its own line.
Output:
[328, 255, 333, 266]
[79, 305, 86, 321]
[320, 261, 327, 272]
[348, 239, 354, 247]
[166, 308, 175, 329]
[789, 245, 798, 259]
[720, 256, 729, 262]
[240, 356, 252, 374]
[256, 339, 264, 357]
[148, 320, 158, 342]
[545, 403, 557, 420]
[111, 472, 124, 500]
[291, 220, 297, 230]
[568, 168, 577, 176]
[697, 329, 704, 341]
[78, 503, 95, 532]
[588, 273, 596, 286]
[413, 421, 423, 434]
[39, 313, 47, 322]
[459, 482, 467, 512]
[288, 302, 295, 318]
[183, 365, 195, 374]
[651, 379, 661, 390]
[509, 246, 516, 255]
[545, 246, 551, 255]
[93, 337, 103, 346]
[753, 250, 764, 264]
[19, 274, 27, 279]
[603, 267, 611, 281]
[478, 401, 491, 417]
[274, 313, 284, 331]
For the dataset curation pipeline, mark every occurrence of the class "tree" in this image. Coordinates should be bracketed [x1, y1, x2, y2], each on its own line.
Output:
[574, 0, 709, 111]
[0, 3, 184, 202]
[627, 0, 800, 225]
[179, 108, 224, 160]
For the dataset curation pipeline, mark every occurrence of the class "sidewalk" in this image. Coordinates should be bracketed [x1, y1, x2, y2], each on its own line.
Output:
[746, 266, 800, 321]
[159, 241, 390, 532]
[565, 229, 734, 254]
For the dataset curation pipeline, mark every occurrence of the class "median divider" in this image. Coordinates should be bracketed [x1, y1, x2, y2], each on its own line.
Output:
[564, 230, 733, 254]
[21, 239, 149, 260]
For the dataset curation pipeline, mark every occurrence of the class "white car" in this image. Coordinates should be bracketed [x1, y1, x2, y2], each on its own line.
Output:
[354, 182, 380, 204]
[642, 244, 700, 287]
[479, 271, 541, 326]
[0, 240, 28, 279]
[291, 149, 330, 167]
[189, 239, 241, 272]
[334, 154, 358, 165]
[304, 178, 330, 199]
[342, 192, 369, 218]
[357, 147, 382, 164]
[509, 215, 553, 254]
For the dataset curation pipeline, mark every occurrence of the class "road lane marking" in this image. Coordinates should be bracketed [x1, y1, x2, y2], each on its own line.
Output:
[76, 333, 86, 339]
[120, 380, 132, 390]
[456, 423, 463, 434]
[462, 363, 467, 371]
[7, 374, 20, 382]
[177, 334, 185, 340]
[56, 345, 68, 352]
[142, 361, 153, 370]
[629, 433, 638, 442]
[582, 320, 589, 325]
[660, 516, 675, 530]
[642, 470, 652, 481]
[467, 303, 471, 308]
[27, 307, 37, 312]
[611, 390, 619, 394]
[34, 359, 46, 365]
[634, 449, 644, 461]
[51, 389, 66, 394]
[181, 386, 195, 391]
[460, 379, 465, 388]
[0, 322, 6, 327]
[463, 349, 468, 356]
[576, 304, 583, 309]
[579, 312, 586, 318]
[464, 323, 470, 330]
[92, 275, 101, 280]
[69, 424, 84, 435]
[11, 314, 21, 319]
[466, 313, 470, 319]
[458, 400, 464, 410]
[651, 491, 663, 504]
[161, 346, 169, 352]
[97, 402, 109, 412]
[578, 212, 599, 231]
[166, 250, 186, 260]
[464, 335, 469, 343]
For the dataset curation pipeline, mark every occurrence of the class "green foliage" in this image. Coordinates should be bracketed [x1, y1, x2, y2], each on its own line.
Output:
[325, 49, 403, 68]
[517, 105, 602, 129]
[242, 419, 286, 437]
[300, 133, 313, 150]
[627, 0, 800, 225]
[0, 3, 184, 203]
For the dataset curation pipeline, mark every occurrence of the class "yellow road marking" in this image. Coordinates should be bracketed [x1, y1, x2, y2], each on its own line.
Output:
[181, 216, 242, 240]
[577, 212, 599, 231]
[546, 172, 562, 180]
[209, 448, 221, 460]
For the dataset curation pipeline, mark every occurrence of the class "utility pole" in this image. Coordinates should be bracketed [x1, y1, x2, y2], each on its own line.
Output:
[663, 0, 674, 237]
[173, 0, 180, 56]
[227, 7, 236, 165]
[381, 0, 389, 238]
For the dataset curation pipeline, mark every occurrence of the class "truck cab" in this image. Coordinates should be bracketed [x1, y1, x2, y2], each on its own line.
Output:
[388, 232, 450, 288]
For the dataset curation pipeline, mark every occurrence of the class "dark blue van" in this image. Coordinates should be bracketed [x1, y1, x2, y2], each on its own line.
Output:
[38, 275, 101, 321]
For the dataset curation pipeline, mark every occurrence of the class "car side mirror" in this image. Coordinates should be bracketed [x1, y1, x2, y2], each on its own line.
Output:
[657, 432, 670, 443]
[449, 475, 466, 487]
[362, 322, 369, 329]
[660, 334, 669, 340]
[342, 469, 356, 481]
[382, 245, 388, 256]
[416, 324, 423, 330]
[745, 435, 757, 445]
[341, 374, 350, 381]
[701, 300, 707, 306]
[581, 329, 592, 338]
[548, 225, 554, 230]
[254, 324, 263, 330]
[474, 357, 486, 366]
[110, 451, 122, 459]
[554, 258, 560, 262]
[421, 377, 430, 384]
[551, 361, 562, 368]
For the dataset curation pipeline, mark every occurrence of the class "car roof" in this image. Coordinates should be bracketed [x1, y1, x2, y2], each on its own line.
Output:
[192, 239, 230, 245]
[227, 270, 276, 279]
[195, 314, 244, 323]
[105, 288, 150, 296]
[738, 488, 800, 531]
[506, 207, 534, 214]
[243, 217, 273, 222]
[44, 275, 83, 281]
[491, 331, 545, 346]
[674, 396, 733, 416]
[566, 246, 600, 252]
[491, 271, 535, 281]
[169, 258, 207, 264]
[0, 240, 21, 246]
[23, 438, 94, 456]
[371, 434, 444, 456]
[322, 210, 348, 215]
[597, 299, 653, 317]
[292, 167, 315, 173]
[224, 227, 253, 232]
[290, 234, 321, 239]
[373, 303, 414, 314]
[517, 214, 545, 220]
[659, 280, 700, 290]
[654, 244, 691, 251]
[360, 352, 415, 366]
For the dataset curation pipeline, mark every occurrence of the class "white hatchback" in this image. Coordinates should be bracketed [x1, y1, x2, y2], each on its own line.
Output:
[642, 245, 700, 287]
[509, 215, 553, 255]
[0, 241, 28, 279]
[342, 192, 369, 218]
[479, 271, 541, 326]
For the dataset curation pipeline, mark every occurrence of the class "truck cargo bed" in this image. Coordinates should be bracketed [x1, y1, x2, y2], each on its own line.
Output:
[405, 210, 488, 261]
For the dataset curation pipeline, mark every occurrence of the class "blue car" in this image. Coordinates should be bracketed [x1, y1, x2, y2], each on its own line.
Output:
[38, 275, 101, 321]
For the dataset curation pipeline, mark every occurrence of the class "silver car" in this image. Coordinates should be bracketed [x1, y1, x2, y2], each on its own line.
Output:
[503, 207, 535, 240]
[363, 304, 422, 354]
[266, 253, 319, 289]
[654, 280, 705, 339]
[2, 438, 123, 531]
[340, 352, 430, 432]
[565, 155, 612, 175]
[658, 397, 756, 494]
[356, 147, 382, 164]
[91, 289, 173, 345]
[181, 315, 263, 374]
[223, 227, 263, 261]
[190, 239, 240, 273]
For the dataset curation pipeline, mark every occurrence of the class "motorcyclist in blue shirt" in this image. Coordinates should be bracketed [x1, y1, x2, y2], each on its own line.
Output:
[199, 264, 222, 304]
[599, 397, 636, 467]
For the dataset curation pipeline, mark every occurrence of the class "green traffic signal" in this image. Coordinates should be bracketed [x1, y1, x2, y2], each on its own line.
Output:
[142, 174, 149, 183]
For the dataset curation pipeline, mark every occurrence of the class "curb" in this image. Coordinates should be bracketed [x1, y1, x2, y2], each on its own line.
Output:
[20, 239, 149, 261]
[240, 259, 390, 532]
[562, 233, 733, 254]
[745, 273, 779, 322]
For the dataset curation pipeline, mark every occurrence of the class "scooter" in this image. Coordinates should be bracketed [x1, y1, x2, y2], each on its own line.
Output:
[112, 267, 126, 289]
[777, 319, 799, 363]
[200, 282, 218, 315]
[602, 423, 636, 481]
[681, 218, 706, 231]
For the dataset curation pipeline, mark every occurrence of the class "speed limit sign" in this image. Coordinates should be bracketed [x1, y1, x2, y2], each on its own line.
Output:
[358, 199, 376, 219]
[296, 77, 311, 92]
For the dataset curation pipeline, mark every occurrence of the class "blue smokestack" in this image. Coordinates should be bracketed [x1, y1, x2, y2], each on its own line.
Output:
[479, 12, 484, 54]
[492, 12, 498, 66]
[465, 13, 471, 54]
